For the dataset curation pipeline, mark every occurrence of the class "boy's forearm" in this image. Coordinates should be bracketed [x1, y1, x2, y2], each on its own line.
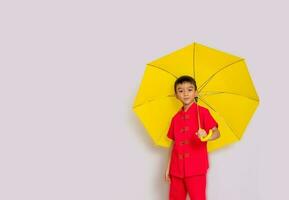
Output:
[167, 156, 171, 168]
[167, 142, 173, 168]
[207, 129, 220, 141]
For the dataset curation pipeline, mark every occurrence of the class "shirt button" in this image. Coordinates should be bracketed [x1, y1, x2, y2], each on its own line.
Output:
[180, 126, 189, 133]
[179, 140, 190, 145]
[181, 114, 190, 120]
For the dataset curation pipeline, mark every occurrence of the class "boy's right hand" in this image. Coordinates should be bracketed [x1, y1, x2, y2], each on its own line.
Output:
[165, 168, 171, 183]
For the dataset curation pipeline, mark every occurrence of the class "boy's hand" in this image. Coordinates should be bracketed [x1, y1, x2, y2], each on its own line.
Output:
[196, 129, 207, 139]
[165, 168, 170, 183]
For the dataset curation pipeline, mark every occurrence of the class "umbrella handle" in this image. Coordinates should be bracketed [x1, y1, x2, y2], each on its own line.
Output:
[200, 130, 213, 142]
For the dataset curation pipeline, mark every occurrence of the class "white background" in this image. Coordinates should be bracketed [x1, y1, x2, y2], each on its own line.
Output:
[0, 0, 288, 199]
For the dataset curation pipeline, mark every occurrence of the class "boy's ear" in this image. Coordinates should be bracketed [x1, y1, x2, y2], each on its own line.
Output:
[195, 90, 198, 97]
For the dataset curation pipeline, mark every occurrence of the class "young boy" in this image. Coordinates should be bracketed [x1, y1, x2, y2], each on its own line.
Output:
[165, 75, 221, 200]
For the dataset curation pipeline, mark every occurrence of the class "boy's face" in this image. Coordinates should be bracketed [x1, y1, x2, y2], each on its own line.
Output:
[175, 82, 198, 105]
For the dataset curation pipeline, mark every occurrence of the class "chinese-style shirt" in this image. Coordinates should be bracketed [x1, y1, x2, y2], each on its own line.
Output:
[167, 102, 218, 178]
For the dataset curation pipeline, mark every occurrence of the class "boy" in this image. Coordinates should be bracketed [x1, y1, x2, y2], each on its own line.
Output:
[165, 75, 221, 200]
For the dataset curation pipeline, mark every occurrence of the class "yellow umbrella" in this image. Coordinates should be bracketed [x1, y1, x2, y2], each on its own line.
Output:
[132, 42, 259, 152]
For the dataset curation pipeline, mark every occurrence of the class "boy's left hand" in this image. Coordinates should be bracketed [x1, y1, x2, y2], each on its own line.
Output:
[196, 129, 207, 139]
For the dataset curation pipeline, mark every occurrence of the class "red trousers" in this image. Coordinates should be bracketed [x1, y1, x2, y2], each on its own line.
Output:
[169, 174, 207, 200]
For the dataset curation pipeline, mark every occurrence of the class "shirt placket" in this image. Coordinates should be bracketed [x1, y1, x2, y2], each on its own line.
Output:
[178, 113, 191, 177]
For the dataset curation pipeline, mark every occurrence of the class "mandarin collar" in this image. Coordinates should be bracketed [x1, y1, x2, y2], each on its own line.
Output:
[180, 102, 197, 113]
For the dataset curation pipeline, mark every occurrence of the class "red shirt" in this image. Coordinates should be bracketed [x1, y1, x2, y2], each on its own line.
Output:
[167, 102, 218, 178]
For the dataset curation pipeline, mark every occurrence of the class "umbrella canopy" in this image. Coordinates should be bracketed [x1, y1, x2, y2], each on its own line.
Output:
[132, 42, 259, 152]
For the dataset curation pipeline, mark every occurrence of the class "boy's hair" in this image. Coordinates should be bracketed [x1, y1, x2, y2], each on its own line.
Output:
[174, 75, 197, 94]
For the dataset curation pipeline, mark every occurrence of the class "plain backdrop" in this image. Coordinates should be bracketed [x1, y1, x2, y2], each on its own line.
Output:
[0, 0, 288, 199]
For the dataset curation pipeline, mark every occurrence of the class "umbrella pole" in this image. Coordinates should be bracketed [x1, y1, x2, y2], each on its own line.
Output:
[195, 96, 201, 129]
[196, 96, 213, 142]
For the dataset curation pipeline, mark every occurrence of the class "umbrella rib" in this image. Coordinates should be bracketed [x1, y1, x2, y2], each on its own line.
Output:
[132, 64, 177, 109]
[147, 64, 178, 78]
[198, 59, 244, 93]
[132, 95, 175, 109]
[199, 91, 259, 102]
[145, 45, 197, 105]
[198, 97, 241, 140]
[193, 43, 196, 78]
